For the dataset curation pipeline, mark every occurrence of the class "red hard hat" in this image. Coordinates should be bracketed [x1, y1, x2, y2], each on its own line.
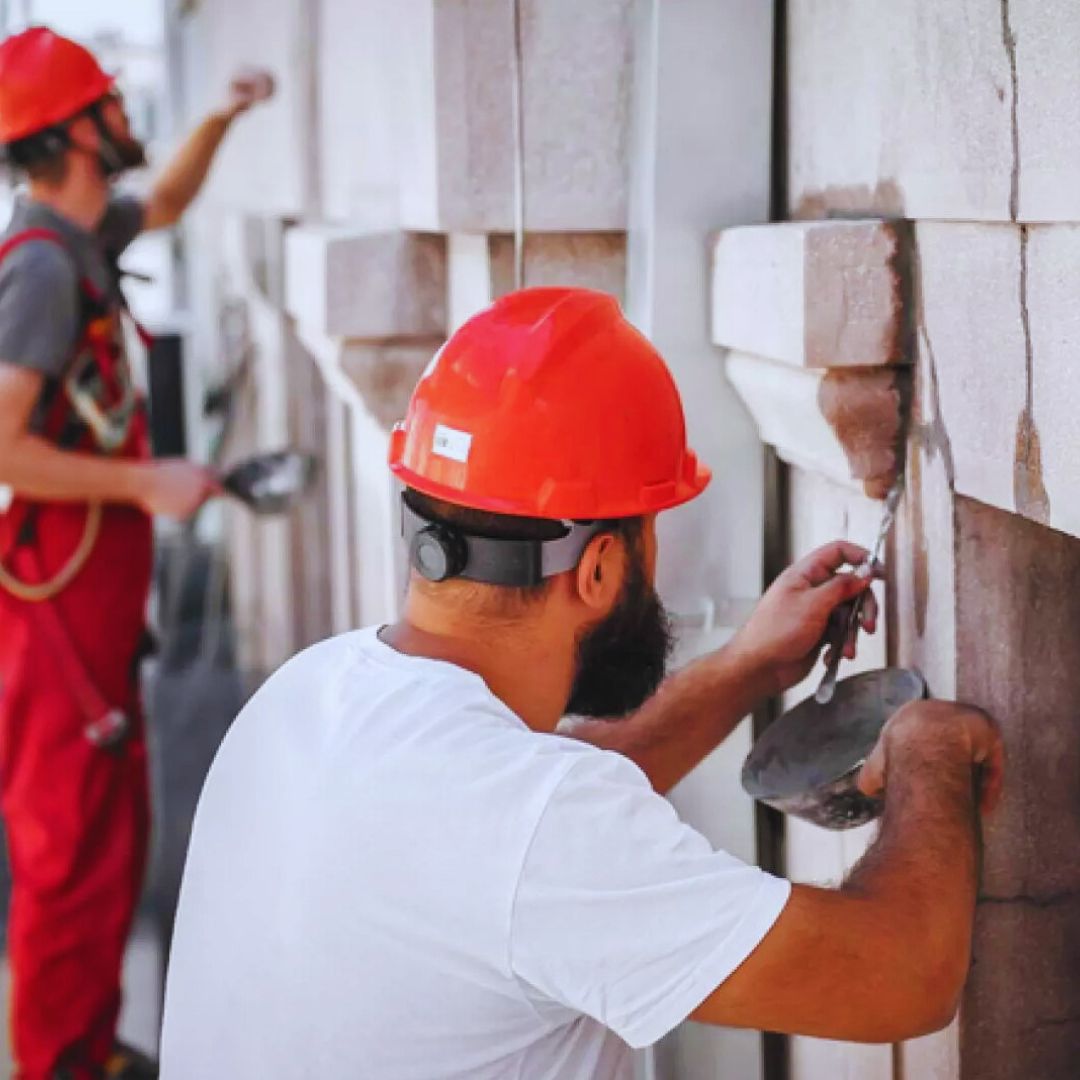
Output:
[0, 27, 114, 144]
[389, 287, 711, 520]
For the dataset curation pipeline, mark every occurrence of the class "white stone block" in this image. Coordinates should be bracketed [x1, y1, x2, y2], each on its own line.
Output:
[183, 0, 308, 216]
[916, 222, 1026, 518]
[284, 227, 446, 340]
[398, 0, 632, 232]
[340, 340, 441, 433]
[787, 1, 1014, 222]
[712, 221, 907, 368]
[488, 234, 626, 302]
[318, 0, 405, 227]
[1024, 224, 1080, 537]
[787, 1, 1080, 223]
[1012, 0, 1080, 222]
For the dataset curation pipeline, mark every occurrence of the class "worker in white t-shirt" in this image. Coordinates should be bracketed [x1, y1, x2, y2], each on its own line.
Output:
[159, 287, 1003, 1079]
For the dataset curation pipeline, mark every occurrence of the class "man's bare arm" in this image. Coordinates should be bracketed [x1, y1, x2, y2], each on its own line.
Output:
[0, 363, 145, 502]
[691, 701, 1003, 1042]
[571, 541, 879, 793]
[144, 71, 274, 231]
[0, 363, 218, 519]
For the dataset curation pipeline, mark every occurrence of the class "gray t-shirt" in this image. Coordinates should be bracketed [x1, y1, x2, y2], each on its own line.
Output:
[0, 194, 144, 381]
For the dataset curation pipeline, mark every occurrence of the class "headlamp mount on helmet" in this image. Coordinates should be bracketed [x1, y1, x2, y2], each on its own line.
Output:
[402, 496, 604, 587]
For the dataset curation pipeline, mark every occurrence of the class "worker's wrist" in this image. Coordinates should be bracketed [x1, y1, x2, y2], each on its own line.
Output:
[207, 107, 237, 130]
[713, 637, 777, 709]
[119, 460, 155, 509]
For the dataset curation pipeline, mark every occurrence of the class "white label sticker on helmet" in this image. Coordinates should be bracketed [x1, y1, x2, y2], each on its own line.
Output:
[432, 424, 472, 463]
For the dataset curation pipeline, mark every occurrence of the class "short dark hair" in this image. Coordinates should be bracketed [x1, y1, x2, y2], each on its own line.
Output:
[5, 126, 71, 183]
[403, 487, 644, 605]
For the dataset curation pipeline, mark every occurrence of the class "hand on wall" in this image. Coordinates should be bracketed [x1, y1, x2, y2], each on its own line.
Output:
[223, 67, 276, 121]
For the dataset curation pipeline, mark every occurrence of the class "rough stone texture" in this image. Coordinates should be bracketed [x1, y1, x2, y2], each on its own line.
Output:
[726, 353, 905, 498]
[954, 496, 1080, 1078]
[917, 221, 1080, 540]
[712, 221, 910, 368]
[789, 2, 1080, 224]
[488, 234, 626, 302]
[318, 0, 404, 227]
[726, 354, 850, 487]
[339, 340, 441, 432]
[817, 369, 905, 499]
[284, 227, 447, 340]
[787, 2, 1005, 222]
[399, 0, 632, 232]
[1008, 0, 1080, 223]
[1025, 225, 1080, 536]
[962, 899, 1080, 1080]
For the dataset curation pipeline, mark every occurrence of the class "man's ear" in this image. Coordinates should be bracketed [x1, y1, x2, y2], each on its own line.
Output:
[574, 532, 626, 612]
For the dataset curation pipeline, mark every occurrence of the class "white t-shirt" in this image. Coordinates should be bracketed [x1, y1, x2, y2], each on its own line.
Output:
[160, 628, 790, 1079]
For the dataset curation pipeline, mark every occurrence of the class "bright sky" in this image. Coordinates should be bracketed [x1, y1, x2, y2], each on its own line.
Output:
[23, 0, 162, 45]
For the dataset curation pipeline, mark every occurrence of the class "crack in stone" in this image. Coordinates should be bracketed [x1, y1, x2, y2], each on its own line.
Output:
[979, 889, 1079, 908]
[1000, 0, 1021, 220]
[908, 228, 955, 487]
[1030, 1014, 1080, 1031]
[1013, 225, 1051, 523]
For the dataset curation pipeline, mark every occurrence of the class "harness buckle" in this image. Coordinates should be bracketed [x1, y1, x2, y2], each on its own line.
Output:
[83, 708, 130, 750]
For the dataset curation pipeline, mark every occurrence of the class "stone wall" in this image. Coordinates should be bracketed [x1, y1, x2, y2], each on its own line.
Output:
[711, 3, 1080, 1077]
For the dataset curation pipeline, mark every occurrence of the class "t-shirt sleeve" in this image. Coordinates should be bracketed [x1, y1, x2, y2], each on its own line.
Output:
[509, 752, 791, 1050]
[0, 240, 80, 379]
[98, 194, 145, 256]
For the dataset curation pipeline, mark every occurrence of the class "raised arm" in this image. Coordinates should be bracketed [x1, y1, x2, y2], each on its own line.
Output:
[572, 541, 880, 793]
[143, 70, 275, 231]
[692, 700, 1004, 1042]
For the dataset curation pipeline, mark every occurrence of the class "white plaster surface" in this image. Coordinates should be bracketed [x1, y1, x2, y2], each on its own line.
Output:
[340, 340, 442, 433]
[624, 3, 773, 1077]
[780, 467, 892, 1080]
[399, 0, 632, 232]
[918, 220, 1080, 541]
[725, 352, 857, 492]
[788, 1, 1080, 223]
[1025, 224, 1080, 539]
[284, 227, 446, 340]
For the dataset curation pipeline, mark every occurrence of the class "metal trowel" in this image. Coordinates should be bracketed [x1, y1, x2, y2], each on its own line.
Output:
[814, 481, 903, 705]
[220, 450, 319, 515]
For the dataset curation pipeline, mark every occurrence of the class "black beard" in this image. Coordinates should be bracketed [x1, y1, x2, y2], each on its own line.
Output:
[100, 133, 147, 176]
[565, 553, 674, 719]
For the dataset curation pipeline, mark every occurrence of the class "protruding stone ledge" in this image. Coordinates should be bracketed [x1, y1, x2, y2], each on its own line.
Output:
[727, 351, 905, 499]
[284, 226, 446, 340]
[712, 219, 910, 368]
[339, 340, 441, 432]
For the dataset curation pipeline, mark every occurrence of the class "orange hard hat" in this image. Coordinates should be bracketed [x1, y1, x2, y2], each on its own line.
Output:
[0, 27, 114, 144]
[389, 287, 711, 520]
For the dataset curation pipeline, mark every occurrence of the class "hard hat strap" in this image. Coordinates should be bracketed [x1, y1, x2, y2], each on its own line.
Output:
[402, 497, 603, 587]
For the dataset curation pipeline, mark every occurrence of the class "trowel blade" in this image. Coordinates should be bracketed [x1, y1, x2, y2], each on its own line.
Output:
[221, 450, 319, 515]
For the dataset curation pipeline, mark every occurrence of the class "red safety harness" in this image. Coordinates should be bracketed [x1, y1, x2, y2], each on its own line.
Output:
[0, 226, 152, 748]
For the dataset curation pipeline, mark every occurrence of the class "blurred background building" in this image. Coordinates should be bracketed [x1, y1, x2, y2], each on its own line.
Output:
[2, 2, 1078, 1078]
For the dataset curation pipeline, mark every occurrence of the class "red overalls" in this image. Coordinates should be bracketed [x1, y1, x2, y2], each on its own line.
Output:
[0, 228, 153, 1079]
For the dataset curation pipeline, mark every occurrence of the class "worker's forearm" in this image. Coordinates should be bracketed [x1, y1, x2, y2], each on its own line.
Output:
[0, 433, 148, 506]
[148, 110, 233, 224]
[569, 641, 773, 793]
[845, 734, 979, 995]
